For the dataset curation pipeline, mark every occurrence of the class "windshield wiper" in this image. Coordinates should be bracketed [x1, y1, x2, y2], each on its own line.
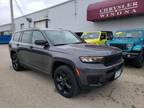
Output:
[54, 42, 85, 46]
[54, 44, 68, 46]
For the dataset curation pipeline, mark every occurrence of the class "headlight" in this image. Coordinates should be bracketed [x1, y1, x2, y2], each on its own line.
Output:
[127, 44, 133, 49]
[79, 56, 104, 63]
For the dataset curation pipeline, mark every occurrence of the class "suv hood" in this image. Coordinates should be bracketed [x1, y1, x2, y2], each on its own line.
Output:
[108, 37, 140, 44]
[50, 43, 121, 56]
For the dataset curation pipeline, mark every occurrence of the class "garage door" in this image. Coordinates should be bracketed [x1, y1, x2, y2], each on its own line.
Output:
[34, 20, 47, 28]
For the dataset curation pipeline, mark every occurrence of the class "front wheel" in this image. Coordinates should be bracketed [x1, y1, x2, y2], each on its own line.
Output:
[54, 66, 80, 98]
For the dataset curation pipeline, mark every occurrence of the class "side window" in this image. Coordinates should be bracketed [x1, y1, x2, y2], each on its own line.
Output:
[100, 32, 106, 40]
[22, 31, 32, 44]
[107, 32, 113, 40]
[32, 31, 46, 44]
[13, 32, 21, 42]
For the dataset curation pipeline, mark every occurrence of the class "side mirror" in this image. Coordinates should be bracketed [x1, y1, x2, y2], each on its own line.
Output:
[35, 40, 49, 46]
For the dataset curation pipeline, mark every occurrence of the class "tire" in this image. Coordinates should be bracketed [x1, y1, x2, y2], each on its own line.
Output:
[11, 53, 23, 71]
[134, 52, 144, 68]
[54, 65, 80, 98]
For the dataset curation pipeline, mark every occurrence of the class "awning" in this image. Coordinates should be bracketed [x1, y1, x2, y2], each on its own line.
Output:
[87, 0, 144, 22]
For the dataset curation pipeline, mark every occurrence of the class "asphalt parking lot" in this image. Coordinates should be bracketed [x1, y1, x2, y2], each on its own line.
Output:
[0, 45, 144, 108]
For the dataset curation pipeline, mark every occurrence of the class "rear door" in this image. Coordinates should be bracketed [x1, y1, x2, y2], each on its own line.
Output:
[18, 30, 33, 66]
[10, 32, 21, 50]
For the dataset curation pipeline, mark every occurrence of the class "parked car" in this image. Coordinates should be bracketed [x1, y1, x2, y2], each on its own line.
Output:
[9, 28, 123, 98]
[107, 29, 144, 68]
[80, 31, 113, 45]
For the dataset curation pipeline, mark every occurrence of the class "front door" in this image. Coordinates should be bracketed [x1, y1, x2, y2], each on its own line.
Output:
[29, 30, 51, 73]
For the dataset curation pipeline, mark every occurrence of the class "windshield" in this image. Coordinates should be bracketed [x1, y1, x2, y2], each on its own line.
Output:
[81, 33, 99, 39]
[44, 30, 81, 45]
[115, 31, 143, 38]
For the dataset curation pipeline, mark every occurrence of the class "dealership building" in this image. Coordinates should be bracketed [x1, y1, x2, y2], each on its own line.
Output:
[0, 0, 144, 35]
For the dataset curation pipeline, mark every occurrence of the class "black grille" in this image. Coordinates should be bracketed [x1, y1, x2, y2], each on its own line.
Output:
[110, 44, 127, 50]
[87, 65, 123, 85]
[105, 53, 122, 66]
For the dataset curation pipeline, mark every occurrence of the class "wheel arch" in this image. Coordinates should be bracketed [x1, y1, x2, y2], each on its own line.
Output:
[51, 58, 76, 78]
[10, 50, 17, 58]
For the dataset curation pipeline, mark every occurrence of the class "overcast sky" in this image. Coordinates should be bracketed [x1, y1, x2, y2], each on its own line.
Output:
[0, 0, 69, 25]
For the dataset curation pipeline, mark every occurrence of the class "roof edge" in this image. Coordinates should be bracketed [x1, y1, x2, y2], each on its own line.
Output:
[0, 23, 11, 27]
[14, 0, 74, 20]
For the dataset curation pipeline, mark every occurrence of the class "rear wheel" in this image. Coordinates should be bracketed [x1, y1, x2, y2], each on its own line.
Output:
[11, 53, 23, 71]
[54, 66, 80, 98]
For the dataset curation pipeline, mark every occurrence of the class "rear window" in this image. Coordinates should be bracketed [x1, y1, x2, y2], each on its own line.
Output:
[21, 31, 32, 44]
[13, 32, 21, 42]
[100, 32, 107, 39]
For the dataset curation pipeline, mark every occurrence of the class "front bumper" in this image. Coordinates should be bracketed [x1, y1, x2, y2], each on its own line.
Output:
[122, 52, 140, 59]
[76, 59, 124, 89]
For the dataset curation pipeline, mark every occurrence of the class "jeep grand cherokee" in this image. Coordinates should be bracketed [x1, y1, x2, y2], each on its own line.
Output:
[9, 28, 124, 98]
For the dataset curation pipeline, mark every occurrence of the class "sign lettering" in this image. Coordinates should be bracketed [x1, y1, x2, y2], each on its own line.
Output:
[99, 2, 138, 18]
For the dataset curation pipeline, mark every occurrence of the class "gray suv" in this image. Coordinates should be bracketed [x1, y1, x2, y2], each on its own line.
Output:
[9, 28, 124, 98]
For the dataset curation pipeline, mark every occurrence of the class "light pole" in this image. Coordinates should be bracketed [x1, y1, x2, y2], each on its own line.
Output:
[10, 0, 15, 33]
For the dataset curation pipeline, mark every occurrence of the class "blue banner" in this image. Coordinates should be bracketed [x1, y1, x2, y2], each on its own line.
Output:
[0, 35, 12, 44]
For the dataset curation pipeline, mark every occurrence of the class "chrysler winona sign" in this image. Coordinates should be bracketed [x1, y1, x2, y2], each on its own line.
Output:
[99, 1, 138, 18]
[87, 0, 144, 21]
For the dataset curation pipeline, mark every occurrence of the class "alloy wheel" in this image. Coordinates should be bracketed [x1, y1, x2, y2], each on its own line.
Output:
[55, 72, 72, 95]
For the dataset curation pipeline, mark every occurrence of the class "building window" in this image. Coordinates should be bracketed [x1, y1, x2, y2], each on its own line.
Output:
[46, 19, 48, 28]
[20, 23, 24, 29]
[3, 31, 11, 35]
[34, 19, 48, 28]
[0, 31, 11, 36]
[0, 32, 4, 35]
